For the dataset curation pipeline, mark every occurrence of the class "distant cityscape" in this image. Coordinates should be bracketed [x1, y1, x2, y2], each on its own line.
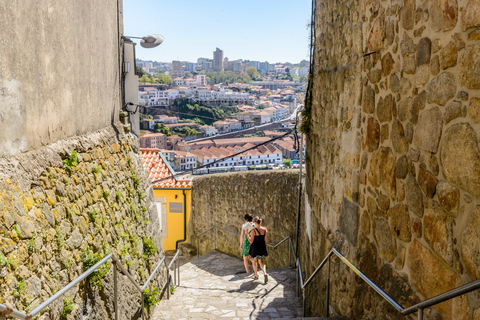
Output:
[137, 47, 310, 78]
[138, 47, 307, 175]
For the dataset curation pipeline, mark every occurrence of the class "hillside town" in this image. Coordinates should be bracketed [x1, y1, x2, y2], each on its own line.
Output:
[138, 47, 307, 174]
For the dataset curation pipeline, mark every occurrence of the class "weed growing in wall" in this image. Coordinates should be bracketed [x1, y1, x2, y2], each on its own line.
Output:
[92, 166, 102, 174]
[143, 287, 161, 311]
[0, 253, 11, 267]
[81, 248, 110, 290]
[142, 236, 156, 259]
[102, 190, 110, 200]
[13, 281, 25, 298]
[115, 191, 122, 203]
[63, 150, 78, 173]
[61, 296, 75, 319]
[27, 237, 36, 254]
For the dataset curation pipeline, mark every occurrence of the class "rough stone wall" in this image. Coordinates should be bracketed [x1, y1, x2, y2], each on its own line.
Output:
[0, 128, 165, 320]
[303, 0, 480, 318]
[188, 171, 300, 269]
[0, 0, 122, 156]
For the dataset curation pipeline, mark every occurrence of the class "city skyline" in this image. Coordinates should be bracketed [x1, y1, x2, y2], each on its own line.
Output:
[123, 0, 312, 63]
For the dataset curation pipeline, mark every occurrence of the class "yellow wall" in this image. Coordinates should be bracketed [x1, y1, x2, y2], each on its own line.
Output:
[153, 188, 192, 251]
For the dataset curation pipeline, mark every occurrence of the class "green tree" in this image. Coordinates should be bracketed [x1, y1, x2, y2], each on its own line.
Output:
[283, 159, 293, 168]
[153, 123, 171, 135]
[136, 66, 145, 77]
[245, 66, 258, 79]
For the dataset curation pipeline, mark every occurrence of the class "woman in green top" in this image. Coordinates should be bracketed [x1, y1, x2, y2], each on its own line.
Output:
[240, 213, 254, 274]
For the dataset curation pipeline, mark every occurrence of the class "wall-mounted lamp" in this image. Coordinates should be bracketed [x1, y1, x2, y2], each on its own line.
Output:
[122, 34, 164, 135]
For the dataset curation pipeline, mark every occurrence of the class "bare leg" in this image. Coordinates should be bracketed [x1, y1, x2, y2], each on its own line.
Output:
[252, 257, 258, 278]
[259, 259, 268, 283]
[243, 256, 250, 273]
[258, 259, 267, 275]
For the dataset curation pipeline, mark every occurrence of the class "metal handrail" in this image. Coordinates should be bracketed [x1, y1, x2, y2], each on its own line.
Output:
[296, 247, 480, 319]
[0, 250, 181, 320]
[196, 225, 294, 266]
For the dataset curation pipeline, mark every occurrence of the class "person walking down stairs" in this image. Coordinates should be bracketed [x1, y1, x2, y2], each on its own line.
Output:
[247, 216, 269, 284]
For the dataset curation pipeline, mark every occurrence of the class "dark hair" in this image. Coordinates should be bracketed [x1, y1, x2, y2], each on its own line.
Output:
[244, 214, 253, 222]
[253, 216, 262, 224]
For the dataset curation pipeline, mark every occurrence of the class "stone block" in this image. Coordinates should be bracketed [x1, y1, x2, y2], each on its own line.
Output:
[469, 97, 480, 123]
[429, 0, 458, 31]
[408, 240, 469, 320]
[368, 16, 386, 51]
[426, 72, 457, 106]
[388, 204, 411, 242]
[406, 174, 424, 217]
[339, 197, 359, 246]
[382, 53, 394, 76]
[418, 168, 438, 198]
[413, 107, 443, 153]
[460, 0, 480, 30]
[395, 156, 409, 179]
[440, 41, 458, 70]
[363, 116, 380, 152]
[459, 44, 480, 89]
[373, 218, 396, 262]
[441, 123, 480, 198]
[402, 0, 415, 30]
[377, 94, 393, 123]
[417, 37, 432, 66]
[444, 100, 466, 124]
[362, 86, 376, 114]
[424, 205, 454, 266]
[391, 120, 409, 155]
[368, 147, 396, 198]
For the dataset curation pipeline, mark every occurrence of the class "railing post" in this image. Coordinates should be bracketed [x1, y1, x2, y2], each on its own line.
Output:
[113, 261, 118, 320]
[418, 308, 423, 320]
[141, 292, 145, 320]
[214, 227, 217, 250]
[289, 241, 291, 267]
[296, 264, 299, 297]
[197, 237, 199, 257]
[302, 289, 306, 317]
[178, 258, 181, 286]
[174, 259, 177, 286]
[167, 268, 170, 300]
[326, 256, 330, 318]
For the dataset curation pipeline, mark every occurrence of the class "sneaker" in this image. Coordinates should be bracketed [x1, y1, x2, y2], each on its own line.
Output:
[253, 275, 258, 280]
[264, 275, 268, 284]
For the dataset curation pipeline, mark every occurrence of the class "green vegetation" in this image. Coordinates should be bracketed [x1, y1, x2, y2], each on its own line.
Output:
[172, 98, 239, 125]
[28, 237, 36, 254]
[13, 281, 25, 298]
[55, 228, 65, 250]
[115, 191, 123, 203]
[92, 165, 102, 174]
[0, 253, 12, 267]
[245, 66, 259, 80]
[63, 150, 78, 173]
[142, 236, 157, 259]
[143, 287, 161, 310]
[12, 224, 21, 237]
[61, 296, 75, 319]
[153, 122, 171, 136]
[283, 159, 293, 168]
[81, 248, 110, 290]
[131, 169, 140, 188]
[88, 209, 99, 223]
[170, 285, 175, 295]
[102, 189, 110, 200]
[170, 126, 201, 137]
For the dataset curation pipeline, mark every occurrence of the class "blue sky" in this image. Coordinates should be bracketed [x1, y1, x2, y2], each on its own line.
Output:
[123, 0, 312, 64]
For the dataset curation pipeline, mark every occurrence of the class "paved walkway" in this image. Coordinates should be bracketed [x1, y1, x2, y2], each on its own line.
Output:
[152, 250, 302, 320]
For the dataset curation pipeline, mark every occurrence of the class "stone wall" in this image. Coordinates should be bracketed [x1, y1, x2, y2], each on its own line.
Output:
[0, 128, 165, 320]
[188, 171, 300, 269]
[0, 0, 122, 156]
[302, 0, 480, 318]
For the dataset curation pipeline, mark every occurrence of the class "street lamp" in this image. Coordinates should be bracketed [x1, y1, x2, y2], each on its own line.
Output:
[122, 34, 164, 135]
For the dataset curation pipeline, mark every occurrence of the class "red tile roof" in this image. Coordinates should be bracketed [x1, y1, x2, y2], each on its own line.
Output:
[140, 148, 192, 188]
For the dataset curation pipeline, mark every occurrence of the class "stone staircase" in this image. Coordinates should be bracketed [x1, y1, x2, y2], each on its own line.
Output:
[152, 250, 348, 320]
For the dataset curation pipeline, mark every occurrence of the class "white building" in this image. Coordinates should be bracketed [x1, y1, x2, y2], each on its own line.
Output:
[196, 75, 207, 86]
[199, 125, 217, 137]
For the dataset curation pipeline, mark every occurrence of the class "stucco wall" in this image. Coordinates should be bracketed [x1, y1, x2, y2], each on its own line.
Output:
[0, 128, 165, 319]
[302, 0, 480, 318]
[188, 171, 300, 269]
[0, 0, 122, 156]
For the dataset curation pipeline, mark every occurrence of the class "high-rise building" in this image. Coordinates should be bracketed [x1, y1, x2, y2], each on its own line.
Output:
[259, 61, 270, 74]
[186, 62, 195, 72]
[172, 60, 181, 73]
[213, 47, 224, 71]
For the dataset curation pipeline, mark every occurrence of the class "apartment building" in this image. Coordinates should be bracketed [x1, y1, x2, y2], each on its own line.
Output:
[140, 132, 167, 149]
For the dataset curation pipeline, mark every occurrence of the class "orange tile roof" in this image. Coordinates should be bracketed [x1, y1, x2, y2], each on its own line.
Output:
[140, 148, 192, 188]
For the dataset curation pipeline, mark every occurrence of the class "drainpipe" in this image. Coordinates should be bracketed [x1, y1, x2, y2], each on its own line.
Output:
[175, 190, 187, 250]
[295, 132, 303, 257]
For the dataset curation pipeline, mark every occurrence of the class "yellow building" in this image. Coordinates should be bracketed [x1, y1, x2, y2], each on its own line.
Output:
[140, 148, 192, 251]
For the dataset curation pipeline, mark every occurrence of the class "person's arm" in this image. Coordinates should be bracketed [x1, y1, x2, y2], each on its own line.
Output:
[240, 227, 245, 249]
[264, 228, 268, 246]
[247, 229, 254, 244]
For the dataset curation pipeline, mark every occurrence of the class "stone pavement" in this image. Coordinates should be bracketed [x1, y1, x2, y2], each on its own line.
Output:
[152, 250, 303, 320]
